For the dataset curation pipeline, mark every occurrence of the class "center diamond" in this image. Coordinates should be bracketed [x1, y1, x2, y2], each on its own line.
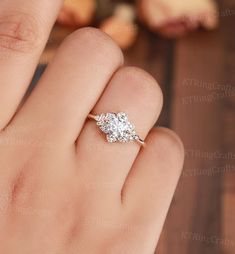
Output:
[96, 112, 138, 143]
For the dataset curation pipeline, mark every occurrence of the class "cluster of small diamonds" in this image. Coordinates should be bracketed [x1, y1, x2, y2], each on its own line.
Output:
[96, 112, 139, 143]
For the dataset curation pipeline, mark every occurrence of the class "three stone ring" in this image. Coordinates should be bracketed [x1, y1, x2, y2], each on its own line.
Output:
[88, 112, 145, 147]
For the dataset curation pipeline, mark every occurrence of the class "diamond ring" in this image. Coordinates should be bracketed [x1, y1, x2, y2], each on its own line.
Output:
[88, 112, 145, 147]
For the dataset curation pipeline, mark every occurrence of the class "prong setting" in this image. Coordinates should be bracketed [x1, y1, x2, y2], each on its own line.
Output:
[96, 112, 137, 143]
[88, 112, 145, 146]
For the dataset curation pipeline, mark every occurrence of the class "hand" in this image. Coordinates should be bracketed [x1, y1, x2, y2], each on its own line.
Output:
[0, 1, 184, 253]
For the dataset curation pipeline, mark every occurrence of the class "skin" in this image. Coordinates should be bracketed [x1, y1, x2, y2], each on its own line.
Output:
[0, 1, 184, 253]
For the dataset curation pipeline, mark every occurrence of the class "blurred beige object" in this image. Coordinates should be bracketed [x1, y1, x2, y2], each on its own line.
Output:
[138, 0, 219, 37]
[57, 0, 96, 27]
[100, 4, 138, 49]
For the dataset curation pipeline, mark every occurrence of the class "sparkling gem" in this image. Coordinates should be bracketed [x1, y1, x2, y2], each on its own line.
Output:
[96, 112, 137, 143]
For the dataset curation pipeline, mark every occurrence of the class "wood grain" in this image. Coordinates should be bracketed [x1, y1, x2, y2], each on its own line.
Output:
[220, 0, 235, 253]
[155, 1, 235, 253]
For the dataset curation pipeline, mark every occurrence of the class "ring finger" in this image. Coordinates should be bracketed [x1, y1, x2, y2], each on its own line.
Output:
[76, 66, 163, 198]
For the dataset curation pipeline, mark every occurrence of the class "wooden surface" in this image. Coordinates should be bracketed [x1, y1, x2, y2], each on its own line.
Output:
[36, 1, 235, 253]
[155, 1, 235, 253]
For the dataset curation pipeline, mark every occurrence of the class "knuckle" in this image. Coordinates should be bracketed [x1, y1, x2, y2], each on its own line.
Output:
[10, 164, 34, 207]
[63, 27, 124, 64]
[117, 67, 163, 110]
[151, 128, 185, 169]
[0, 11, 42, 55]
[1, 154, 37, 209]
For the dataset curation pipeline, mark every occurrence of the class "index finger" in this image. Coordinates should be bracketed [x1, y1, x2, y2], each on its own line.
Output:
[0, 0, 63, 131]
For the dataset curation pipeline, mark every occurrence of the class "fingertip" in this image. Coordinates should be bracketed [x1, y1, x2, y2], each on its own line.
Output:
[146, 127, 185, 173]
[63, 27, 124, 66]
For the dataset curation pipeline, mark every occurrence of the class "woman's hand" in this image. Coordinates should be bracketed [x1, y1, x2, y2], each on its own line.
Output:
[0, 1, 184, 253]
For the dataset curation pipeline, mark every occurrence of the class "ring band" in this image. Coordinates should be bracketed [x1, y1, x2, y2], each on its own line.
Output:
[88, 112, 145, 147]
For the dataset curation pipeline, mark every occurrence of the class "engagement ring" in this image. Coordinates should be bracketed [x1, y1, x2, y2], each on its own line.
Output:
[88, 112, 145, 147]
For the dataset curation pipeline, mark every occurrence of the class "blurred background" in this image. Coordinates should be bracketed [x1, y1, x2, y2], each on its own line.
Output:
[34, 0, 235, 253]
